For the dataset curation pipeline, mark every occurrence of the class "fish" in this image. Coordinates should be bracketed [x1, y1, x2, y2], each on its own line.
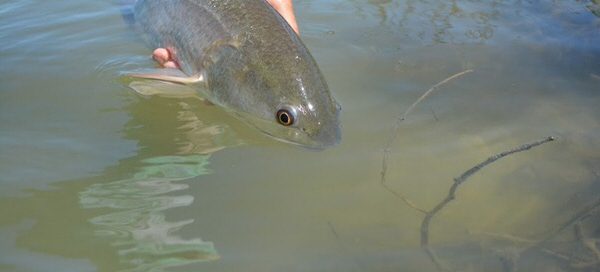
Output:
[126, 0, 341, 149]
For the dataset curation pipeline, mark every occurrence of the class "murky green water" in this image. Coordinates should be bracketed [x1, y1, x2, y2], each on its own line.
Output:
[1, 0, 599, 271]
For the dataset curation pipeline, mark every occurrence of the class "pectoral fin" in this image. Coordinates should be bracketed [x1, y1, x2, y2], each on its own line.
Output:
[126, 68, 204, 84]
[128, 81, 200, 98]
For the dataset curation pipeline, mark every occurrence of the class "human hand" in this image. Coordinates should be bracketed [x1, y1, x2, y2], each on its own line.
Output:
[266, 0, 299, 34]
[152, 0, 299, 68]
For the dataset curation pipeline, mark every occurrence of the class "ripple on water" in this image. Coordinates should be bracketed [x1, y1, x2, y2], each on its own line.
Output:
[79, 155, 219, 271]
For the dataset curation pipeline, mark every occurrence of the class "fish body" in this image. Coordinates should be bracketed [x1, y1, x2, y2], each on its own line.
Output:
[131, 0, 341, 149]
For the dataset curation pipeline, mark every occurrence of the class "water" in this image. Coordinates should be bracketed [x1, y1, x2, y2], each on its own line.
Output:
[1, 0, 599, 271]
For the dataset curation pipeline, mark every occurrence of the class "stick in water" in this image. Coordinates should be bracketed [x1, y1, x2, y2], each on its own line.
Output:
[420, 136, 556, 271]
[380, 69, 474, 214]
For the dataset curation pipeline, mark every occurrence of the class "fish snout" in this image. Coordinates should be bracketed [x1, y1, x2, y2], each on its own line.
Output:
[307, 118, 341, 149]
[320, 125, 342, 148]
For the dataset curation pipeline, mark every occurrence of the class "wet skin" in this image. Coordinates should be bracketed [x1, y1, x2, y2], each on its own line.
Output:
[152, 0, 299, 68]
[136, 0, 340, 148]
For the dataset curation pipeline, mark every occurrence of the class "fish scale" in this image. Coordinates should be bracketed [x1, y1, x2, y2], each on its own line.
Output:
[129, 0, 341, 149]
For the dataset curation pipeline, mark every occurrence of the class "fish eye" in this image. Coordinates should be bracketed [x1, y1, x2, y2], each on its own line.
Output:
[276, 109, 294, 126]
[276, 107, 296, 126]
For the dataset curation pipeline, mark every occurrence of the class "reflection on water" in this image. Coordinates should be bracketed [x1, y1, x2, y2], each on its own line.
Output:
[589, 1, 600, 17]
[0, 70, 241, 271]
[339, 0, 600, 47]
[80, 155, 218, 271]
[1, 0, 600, 271]
[71, 92, 241, 271]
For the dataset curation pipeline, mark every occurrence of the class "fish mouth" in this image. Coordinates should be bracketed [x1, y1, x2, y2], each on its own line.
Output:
[306, 122, 341, 150]
[230, 107, 341, 149]
[242, 115, 341, 150]
[263, 126, 341, 150]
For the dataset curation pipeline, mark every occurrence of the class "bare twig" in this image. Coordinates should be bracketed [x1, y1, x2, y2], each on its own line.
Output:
[424, 246, 449, 271]
[585, 241, 600, 263]
[327, 221, 364, 272]
[553, 225, 600, 269]
[380, 69, 474, 214]
[380, 175, 428, 213]
[532, 196, 600, 248]
[383, 69, 474, 148]
[431, 108, 439, 122]
[541, 247, 597, 269]
[496, 248, 519, 272]
[571, 260, 600, 269]
[472, 230, 582, 265]
[421, 137, 555, 244]
[470, 230, 538, 245]
[541, 248, 572, 261]
[420, 137, 555, 270]
[380, 143, 428, 213]
[575, 223, 600, 265]
[400, 70, 473, 123]
[476, 196, 600, 269]
[475, 230, 594, 268]
[328, 221, 340, 240]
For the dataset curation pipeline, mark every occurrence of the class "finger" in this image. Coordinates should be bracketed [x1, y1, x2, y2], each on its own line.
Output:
[162, 61, 178, 69]
[152, 48, 170, 65]
[267, 0, 299, 34]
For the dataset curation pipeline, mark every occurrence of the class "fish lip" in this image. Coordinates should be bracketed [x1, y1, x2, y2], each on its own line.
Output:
[260, 124, 341, 150]
[297, 124, 342, 150]
[312, 126, 342, 149]
[233, 109, 341, 150]
[266, 133, 338, 150]
[295, 118, 342, 150]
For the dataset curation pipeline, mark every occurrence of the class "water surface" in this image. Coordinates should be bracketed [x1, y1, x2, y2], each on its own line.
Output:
[1, 0, 599, 271]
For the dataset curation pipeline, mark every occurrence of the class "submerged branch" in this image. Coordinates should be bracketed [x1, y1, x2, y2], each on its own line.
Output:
[380, 69, 474, 214]
[420, 137, 555, 270]
[472, 195, 600, 270]
[424, 246, 449, 272]
[431, 108, 439, 122]
[400, 69, 473, 123]
[470, 230, 538, 245]
[380, 148, 428, 213]
[421, 137, 555, 245]
[327, 221, 364, 272]
[533, 196, 600, 248]
[575, 223, 600, 263]
[540, 223, 600, 270]
[376, 68, 560, 271]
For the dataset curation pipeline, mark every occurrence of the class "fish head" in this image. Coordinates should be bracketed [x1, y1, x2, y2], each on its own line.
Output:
[243, 58, 341, 150]
[255, 74, 342, 150]
[206, 44, 341, 149]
